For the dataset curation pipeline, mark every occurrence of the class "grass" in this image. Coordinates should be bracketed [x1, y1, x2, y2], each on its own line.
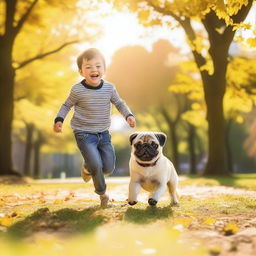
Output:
[179, 173, 256, 190]
[0, 174, 255, 256]
[7, 207, 105, 239]
[124, 205, 173, 224]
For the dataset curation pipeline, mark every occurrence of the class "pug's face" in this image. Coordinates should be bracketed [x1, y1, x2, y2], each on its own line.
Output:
[130, 132, 167, 162]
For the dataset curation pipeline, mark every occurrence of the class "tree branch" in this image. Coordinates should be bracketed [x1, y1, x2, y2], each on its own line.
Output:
[14, 0, 39, 35]
[148, 0, 206, 73]
[14, 95, 27, 101]
[223, 0, 254, 45]
[202, 11, 223, 46]
[147, 0, 183, 23]
[14, 40, 79, 70]
[179, 17, 206, 68]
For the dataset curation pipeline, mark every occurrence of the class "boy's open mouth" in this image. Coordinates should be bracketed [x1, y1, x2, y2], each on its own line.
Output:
[90, 74, 99, 78]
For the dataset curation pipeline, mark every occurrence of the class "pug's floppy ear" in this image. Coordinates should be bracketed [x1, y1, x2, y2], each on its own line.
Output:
[129, 133, 139, 145]
[154, 132, 167, 147]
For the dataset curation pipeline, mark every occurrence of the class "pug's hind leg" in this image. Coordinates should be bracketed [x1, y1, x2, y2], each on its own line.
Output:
[167, 181, 179, 206]
[128, 181, 141, 205]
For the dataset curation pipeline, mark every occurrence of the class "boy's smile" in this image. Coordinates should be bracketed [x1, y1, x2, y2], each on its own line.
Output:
[79, 56, 105, 86]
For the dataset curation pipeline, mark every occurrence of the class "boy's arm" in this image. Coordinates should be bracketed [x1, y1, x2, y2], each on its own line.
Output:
[53, 86, 78, 132]
[111, 86, 134, 121]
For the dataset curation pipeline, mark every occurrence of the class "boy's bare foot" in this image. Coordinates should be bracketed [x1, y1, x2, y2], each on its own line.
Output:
[81, 167, 92, 183]
[100, 194, 109, 208]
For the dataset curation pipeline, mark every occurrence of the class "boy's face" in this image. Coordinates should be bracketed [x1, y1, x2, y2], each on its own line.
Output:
[79, 56, 105, 86]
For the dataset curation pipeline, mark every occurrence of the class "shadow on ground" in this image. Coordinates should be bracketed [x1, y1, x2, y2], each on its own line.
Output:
[6, 207, 105, 239]
[124, 205, 173, 224]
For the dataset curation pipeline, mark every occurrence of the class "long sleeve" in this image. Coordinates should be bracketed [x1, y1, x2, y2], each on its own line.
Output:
[111, 86, 133, 119]
[55, 86, 78, 123]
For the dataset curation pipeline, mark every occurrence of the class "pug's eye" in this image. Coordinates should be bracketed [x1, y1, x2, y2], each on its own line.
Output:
[135, 142, 142, 149]
[151, 141, 158, 149]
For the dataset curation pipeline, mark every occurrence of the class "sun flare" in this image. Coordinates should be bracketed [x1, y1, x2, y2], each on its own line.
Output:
[75, 8, 188, 67]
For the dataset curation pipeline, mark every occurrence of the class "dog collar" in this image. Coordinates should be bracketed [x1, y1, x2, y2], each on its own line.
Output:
[136, 158, 159, 167]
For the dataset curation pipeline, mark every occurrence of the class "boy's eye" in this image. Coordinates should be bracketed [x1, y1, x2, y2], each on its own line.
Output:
[85, 66, 91, 69]
[96, 65, 101, 68]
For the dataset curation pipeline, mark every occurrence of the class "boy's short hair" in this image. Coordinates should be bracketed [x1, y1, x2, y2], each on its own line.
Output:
[77, 48, 106, 70]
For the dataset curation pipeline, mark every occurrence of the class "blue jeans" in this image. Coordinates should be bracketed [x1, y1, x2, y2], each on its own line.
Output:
[74, 130, 116, 195]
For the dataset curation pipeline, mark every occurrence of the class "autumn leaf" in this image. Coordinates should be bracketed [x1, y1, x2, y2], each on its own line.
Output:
[0, 217, 13, 227]
[53, 199, 63, 204]
[203, 217, 216, 225]
[174, 217, 193, 227]
[223, 223, 239, 236]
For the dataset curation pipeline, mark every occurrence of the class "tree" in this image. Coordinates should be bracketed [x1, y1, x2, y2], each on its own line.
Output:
[171, 56, 256, 173]
[110, 0, 254, 175]
[0, 0, 98, 175]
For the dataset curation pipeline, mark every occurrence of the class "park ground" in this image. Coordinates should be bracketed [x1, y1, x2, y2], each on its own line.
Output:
[0, 174, 256, 256]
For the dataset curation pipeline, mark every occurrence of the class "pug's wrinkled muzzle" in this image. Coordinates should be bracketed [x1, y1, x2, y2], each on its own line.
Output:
[135, 143, 158, 161]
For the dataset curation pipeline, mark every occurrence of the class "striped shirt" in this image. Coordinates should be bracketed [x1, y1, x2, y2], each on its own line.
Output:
[55, 79, 133, 133]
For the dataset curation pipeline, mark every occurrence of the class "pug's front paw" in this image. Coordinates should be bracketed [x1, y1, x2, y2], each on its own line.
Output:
[128, 201, 137, 206]
[148, 198, 158, 206]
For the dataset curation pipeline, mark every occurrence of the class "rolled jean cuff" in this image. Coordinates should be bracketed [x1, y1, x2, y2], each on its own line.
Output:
[95, 188, 106, 195]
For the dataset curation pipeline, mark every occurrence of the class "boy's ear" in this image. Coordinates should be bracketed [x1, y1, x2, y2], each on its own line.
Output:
[154, 132, 167, 147]
[129, 133, 138, 145]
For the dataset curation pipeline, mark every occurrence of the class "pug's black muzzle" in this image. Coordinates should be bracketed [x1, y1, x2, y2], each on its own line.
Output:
[134, 142, 159, 161]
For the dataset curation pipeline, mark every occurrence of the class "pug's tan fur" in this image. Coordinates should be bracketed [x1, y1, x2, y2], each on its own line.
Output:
[128, 132, 179, 206]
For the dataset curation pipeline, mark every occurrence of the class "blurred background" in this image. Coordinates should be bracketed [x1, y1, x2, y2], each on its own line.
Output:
[1, 0, 256, 179]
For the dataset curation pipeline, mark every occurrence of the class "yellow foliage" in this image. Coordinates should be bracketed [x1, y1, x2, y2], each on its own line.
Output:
[234, 35, 244, 43]
[191, 103, 201, 110]
[203, 217, 216, 225]
[235, 115, 244, 123]
[246, 37, 256, 47]
[182, 110, 207, 127]
[138, 9, 151, 21]
[224, 90, 253, 115]
[199, 60, 214, 75]
[188, 37, 205, 54]
[112, 133, 130, 148]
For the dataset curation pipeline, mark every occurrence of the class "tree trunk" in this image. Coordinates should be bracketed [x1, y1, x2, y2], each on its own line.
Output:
[187, 124, 197, 174]
[33, 131, 44, 179]
[203, 73, 229, 176]
[169, 124, 180, 172]
[225, 118, 233, 173]
[33, 140, 41, 179]
[160, 108, 181, 172]
[23, 123, 34, 176]
[0, 37, 19, 175]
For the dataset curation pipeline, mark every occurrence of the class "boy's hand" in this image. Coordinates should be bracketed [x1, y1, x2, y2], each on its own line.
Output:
[127, 116, 136, 128]
[53, 121, 63, 133]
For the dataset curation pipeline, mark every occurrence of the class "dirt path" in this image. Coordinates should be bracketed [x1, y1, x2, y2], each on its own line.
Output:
[37, 176, 256, 201]
[102, 177, 256, 256]
[1, 176, 256, 256]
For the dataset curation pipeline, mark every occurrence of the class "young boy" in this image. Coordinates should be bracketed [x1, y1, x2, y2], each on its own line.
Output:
[53, 48, 136, 208]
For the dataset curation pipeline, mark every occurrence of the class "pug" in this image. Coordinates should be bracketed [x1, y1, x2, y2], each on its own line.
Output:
[128, 132, 179, 206]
